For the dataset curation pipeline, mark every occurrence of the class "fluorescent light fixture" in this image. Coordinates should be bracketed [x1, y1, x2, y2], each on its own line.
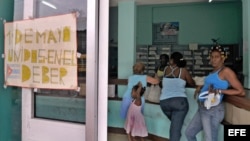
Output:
[42, 0, 57, 9]
[209, 0, 213, 2]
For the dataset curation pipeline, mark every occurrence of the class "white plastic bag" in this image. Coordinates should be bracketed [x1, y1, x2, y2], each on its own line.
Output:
[146, 84, 161, 103]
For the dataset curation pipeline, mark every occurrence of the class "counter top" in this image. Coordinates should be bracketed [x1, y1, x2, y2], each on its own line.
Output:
[108, 78, 250, 111]
[224, 89, 250, 111]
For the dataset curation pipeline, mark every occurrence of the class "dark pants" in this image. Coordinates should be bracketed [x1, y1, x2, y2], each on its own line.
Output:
[160, 97, 189, 141]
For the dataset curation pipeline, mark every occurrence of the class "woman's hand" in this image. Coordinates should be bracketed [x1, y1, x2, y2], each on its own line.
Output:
[194, 90, 199, 99]
[194, 85, 202, 99]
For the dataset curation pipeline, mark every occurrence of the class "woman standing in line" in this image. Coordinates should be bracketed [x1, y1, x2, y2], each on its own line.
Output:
[120, 62, 160, 120]
[160, 52, 195, 141]
[185, 45, 245, 141]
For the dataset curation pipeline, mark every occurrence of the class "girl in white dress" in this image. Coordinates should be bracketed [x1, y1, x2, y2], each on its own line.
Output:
[124, 82, 148, 141]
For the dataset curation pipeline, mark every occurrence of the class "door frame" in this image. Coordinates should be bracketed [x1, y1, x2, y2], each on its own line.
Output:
[21, 0, 109, 141]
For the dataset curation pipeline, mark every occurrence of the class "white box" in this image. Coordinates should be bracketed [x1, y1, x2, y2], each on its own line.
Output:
[189, 43, 198, 50]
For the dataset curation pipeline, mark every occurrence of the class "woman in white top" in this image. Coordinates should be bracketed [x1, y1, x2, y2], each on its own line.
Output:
[160, 52, 195, 141]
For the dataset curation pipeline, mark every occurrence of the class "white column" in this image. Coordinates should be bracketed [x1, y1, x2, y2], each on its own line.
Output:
[22, 0, 35, 141]
[242, 0, 250, 88]
[86, 0, 99, 141]
[98, 0, 109, 141]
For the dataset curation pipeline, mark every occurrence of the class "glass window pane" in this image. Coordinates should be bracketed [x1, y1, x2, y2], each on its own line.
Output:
[33, 0, 87, 123]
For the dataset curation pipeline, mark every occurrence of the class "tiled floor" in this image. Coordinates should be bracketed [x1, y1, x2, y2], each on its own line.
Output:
[108, 133, 152, 141]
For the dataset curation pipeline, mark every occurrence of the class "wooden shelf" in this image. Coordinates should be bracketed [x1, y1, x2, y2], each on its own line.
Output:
[80, 54, 86, 59]
[78, 54, 86, 72]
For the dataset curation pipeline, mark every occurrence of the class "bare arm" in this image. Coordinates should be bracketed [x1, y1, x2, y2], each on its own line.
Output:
[194, 85, 203, 99]
[183, 68, 195, 87]
[221, 67, 245, 96]
[137, 81, 142, 93]
[154, 73, 160, 79]
[146, 76, 160, 85]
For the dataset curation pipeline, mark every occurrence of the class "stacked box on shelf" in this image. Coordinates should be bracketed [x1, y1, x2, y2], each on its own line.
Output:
[183, 50, 193, 73]
[77, 54, 86, 77]
[148, 46, 157, 75]
[136, 45, 149, 74]
[159, 45, 171, 55]
[192, 45, 217, 76]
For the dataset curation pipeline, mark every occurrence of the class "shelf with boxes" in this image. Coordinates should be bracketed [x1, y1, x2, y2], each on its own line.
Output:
[191, 47, 213, 76]
[136, 45, 149, 74]
[136, 45, 171, 76]
[182, 44, 239, 76]
[136, 44, 239, 77]
[77, 54, 86, 77]
[137, 44, 240, 77]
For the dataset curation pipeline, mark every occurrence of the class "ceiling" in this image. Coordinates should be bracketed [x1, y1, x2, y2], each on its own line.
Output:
[109, 0, 239, 7]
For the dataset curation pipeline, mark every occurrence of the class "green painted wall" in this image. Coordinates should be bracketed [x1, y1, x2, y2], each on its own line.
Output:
[110, 1, 242, 45]
[118, 1, 136, 78]
[0, 0, 22, 141]
[149, 2, 242, 44]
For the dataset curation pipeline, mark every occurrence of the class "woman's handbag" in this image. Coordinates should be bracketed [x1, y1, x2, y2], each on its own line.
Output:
[198, 91, 222, 109]
[146, 84, 161, 103]
[143, 86, 150, 100]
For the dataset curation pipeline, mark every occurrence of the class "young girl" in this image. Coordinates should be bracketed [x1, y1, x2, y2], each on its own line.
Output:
[124, 82, 148, 141]
[120, 62, 159, 120]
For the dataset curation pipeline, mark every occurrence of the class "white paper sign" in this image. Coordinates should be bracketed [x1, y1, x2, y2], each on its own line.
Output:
[4, 13, 78, 90]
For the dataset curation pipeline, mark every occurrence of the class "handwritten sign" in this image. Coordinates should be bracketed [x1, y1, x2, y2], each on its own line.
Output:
[4, 13, 78, 90]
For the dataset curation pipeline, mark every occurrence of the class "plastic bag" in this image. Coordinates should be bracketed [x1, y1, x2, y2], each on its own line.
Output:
[146, 84, 161, 103]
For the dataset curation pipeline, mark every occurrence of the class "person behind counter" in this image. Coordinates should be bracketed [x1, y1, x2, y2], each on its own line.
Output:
[120, 62, 160, 119]
[160, 52, 195, 141]
[185, 45, 245, 141]
[155, 54, 169, 81]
